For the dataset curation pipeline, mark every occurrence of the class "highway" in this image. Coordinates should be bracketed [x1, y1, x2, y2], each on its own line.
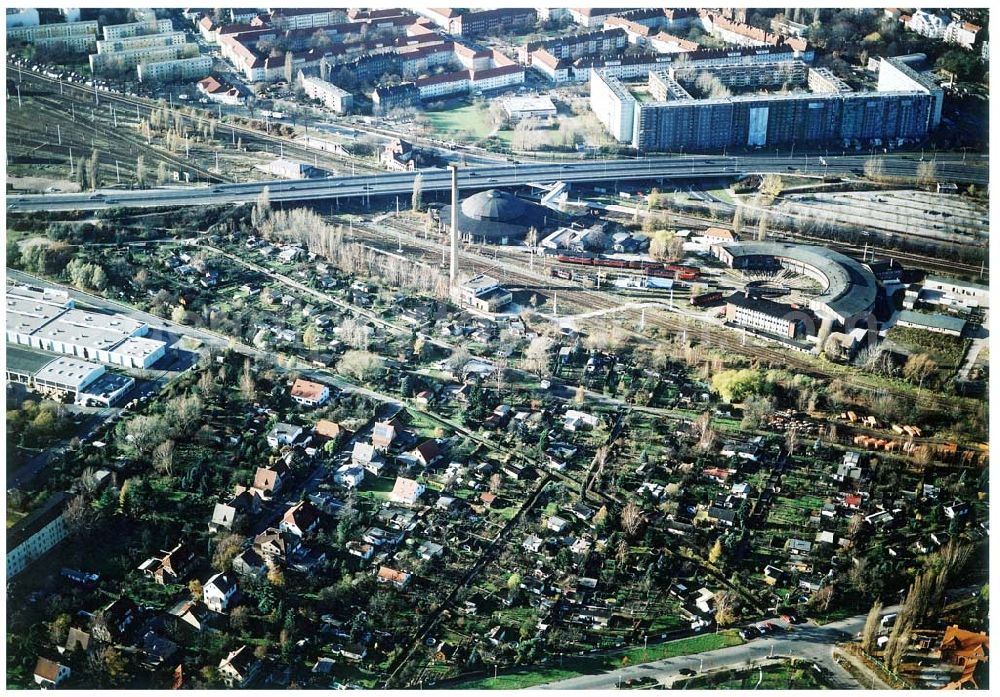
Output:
[7, 153, 987, 212]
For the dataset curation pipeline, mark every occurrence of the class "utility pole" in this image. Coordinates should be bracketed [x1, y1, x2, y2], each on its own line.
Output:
[449, 163, 459, 288]
[69, 147, 74, 176]
[112, 106, 117, 128]
[115, 160, 120, 184]
[553, 291, 558, 319]
[215, 150, 219, 171]
[16, 83, 22, 108]
[56, 124, 61, 145]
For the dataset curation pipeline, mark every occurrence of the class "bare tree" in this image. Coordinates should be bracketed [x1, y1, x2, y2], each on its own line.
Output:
[411, 173, 423, 212]
[152, 439, 175, 477]
[523, 336, 554, 376]
[861, 599, 883, 654]
[621, 501, 642, 537]
[489, 473, 502, 494]
[239, 359, 256, 402]
[714, 591, 740, 627]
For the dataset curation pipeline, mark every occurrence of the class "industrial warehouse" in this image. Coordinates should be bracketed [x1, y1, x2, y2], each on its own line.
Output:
[5, 284, 166, 369]
[6, 345, 135, 407]
[593, 54, 943, 152]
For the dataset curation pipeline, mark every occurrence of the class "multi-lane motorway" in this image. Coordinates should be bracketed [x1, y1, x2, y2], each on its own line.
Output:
[7, 153, 987, 212]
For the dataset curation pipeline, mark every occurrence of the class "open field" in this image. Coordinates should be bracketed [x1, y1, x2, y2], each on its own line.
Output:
[423, 104, 494, 141]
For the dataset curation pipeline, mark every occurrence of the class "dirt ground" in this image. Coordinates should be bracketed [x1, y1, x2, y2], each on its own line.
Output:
[8, 176, 81, 194]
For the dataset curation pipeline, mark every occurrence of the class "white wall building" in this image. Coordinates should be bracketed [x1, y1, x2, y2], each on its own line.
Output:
[300, 74, 353, 114]
[906, 10, 950, 39]
[137, 55, 212, 82]
[590, 70, 636, 143]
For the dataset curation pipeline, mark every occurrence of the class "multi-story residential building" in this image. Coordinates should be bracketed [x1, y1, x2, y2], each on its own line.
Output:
[905, 10, 950, 39]
[300, 74, 353, 113]
[7, 493, 69, 578]
[90, 43, 196, 73]
[102, 17, 173, 41]
[590, 71, 636, 142]
[95, 31, 187, 55]
[943, 20, 981, 50]
[6, 20, 99, 53]
[522, 28, 627, 64]
[372, 82, 421, 114]
[136, 55, 212, 82]
[417, 7, 535, 37]
[269, 8, 347, 31]
[568, 8, 619, 28]
[877, 56, 944, 129]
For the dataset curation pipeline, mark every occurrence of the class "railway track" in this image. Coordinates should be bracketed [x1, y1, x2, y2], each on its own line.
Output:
[9, 66, 381, 179]
[18, 90, 226, 184]
[356, 216, 982, 415]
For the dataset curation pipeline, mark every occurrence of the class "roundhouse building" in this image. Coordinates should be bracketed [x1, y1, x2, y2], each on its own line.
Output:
[712, 242, 878, 334]
[439, 189, 558, 244]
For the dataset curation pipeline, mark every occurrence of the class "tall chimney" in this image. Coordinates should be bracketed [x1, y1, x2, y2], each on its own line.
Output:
[449, 164, 459, 288]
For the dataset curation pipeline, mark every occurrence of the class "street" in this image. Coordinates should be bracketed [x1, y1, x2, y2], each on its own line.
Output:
[537, 607, 901, 690]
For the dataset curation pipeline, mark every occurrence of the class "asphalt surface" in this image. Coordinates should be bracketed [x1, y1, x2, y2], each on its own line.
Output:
[7, 153, 987, 212]
[537, 606, 902, 690]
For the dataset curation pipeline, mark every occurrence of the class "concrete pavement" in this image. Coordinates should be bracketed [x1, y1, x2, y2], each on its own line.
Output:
[537, 607, 900, 690]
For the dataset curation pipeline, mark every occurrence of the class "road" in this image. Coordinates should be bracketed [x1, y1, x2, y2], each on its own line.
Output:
[7, 153, 987, 212]
[537, 607, 901, 690]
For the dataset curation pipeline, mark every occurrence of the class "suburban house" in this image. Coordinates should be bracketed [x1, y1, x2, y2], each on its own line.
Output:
[218, 645, 261, 688]
[137, 541, 197, 585]
[63, 627, 91, 654]
[203, 572, 239, 613]
[334, 464, 365, 488]
[280, 500, 322, 537]
[352, 441, 385, 475]
[33, 657, 71, 688]
[168, 599, 213, 632]
[389, 477, 425, 506]
[254, 527, 300, 563]
[91, 598, 139, 644]
[412, 439, 442, 467]
[267, 422, 303, 448]
[377, 566, 412, 590]
[290, 378, 331, 407]
[314, 419, 343, 442]
[252, 464, 287, 498]
[372, 421, 398, 450]
[232, 548, 268, 579]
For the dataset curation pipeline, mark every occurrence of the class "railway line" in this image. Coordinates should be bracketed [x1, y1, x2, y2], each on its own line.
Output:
[356, 216, 980, 415]
[8, 65, 380, 180]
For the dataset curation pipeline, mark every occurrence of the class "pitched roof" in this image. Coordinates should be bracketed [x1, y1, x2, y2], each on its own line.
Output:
[390, 477, 423, 501]
[414, 439, 441, 462]
[378, 566, 410, 583]
[253, 465, 284, 491]
[34, 657, 63, 682]
[219, 645, 255, 675]
[283, 500, 321, 531]
[291, 378, 328, 401]
[314, 419, 341, 438]
[206, 571, 236, 594]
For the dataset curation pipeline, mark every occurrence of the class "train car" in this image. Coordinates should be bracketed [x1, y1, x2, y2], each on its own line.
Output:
[691, 291, 723, 307]
[551, 268, 573, 280]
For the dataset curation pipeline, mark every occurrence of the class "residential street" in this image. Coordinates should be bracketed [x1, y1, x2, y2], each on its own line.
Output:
[537, 606, 902, 690]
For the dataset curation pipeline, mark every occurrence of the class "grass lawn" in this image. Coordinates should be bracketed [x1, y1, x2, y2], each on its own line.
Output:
[447, 631, 743, 689]
[675, 659, 830, 689]
[424, 105, 493, 141]
[358, 475, 396, 500]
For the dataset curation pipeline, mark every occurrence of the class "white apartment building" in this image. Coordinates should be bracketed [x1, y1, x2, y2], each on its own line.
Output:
[590, 70, 636, 142]
[7, 19, 98, 52]
[7, 493, 69, 578]
[906, 10, 950, 39]
[137, 55, 212, 82]
[95, 30, 187, 54]
[90, 43, 192, 72]
[300, 74, 353, 114]
[103, 17, 173, 40]
[943, 20, 980, 50]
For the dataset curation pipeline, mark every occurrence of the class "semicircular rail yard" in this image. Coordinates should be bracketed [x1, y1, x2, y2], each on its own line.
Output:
[713, 241, 879, 326]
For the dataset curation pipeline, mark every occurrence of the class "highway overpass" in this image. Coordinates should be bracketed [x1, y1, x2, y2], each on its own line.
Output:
[7, 153, 987, 213]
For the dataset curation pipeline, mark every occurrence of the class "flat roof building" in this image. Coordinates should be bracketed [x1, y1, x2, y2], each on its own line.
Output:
[450, 275, 513, 313]
[895, 310, 967, 337]
[300, 74, 353, 114]
[137, 55, 212, 82]
[6, 285, 166, 369]
[502, 94, 557, 120]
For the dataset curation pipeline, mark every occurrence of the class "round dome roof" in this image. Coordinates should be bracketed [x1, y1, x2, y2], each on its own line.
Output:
[460, 189, 528, 222]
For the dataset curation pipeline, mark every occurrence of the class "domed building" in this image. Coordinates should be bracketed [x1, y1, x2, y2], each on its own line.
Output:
[440, 189, 559, 244]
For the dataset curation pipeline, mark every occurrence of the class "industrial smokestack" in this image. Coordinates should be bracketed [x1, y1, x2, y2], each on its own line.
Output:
[449, 164, 459, 288]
